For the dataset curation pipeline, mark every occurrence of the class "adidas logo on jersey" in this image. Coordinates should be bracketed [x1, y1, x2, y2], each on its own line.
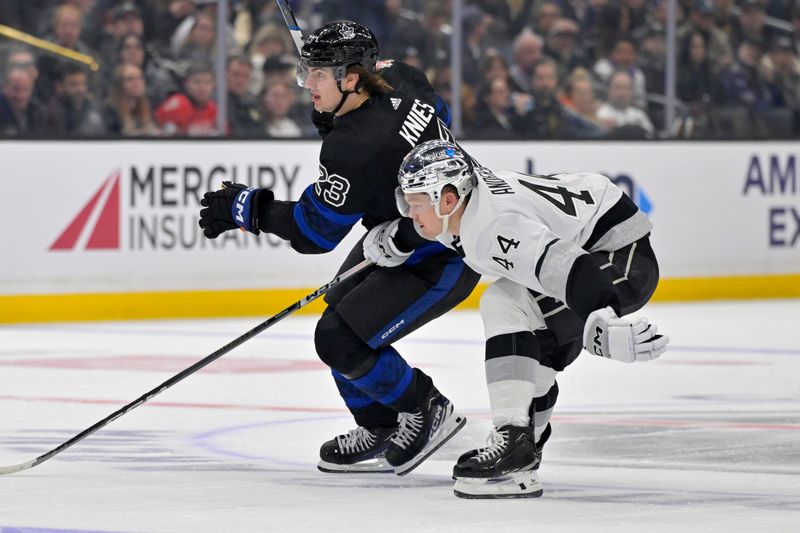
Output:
[391, 97, 402, 110]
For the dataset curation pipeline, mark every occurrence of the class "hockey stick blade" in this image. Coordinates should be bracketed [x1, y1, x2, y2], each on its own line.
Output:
[0, 258, 373, 475]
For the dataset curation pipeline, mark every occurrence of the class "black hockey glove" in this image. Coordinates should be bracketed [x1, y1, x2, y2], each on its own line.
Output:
[198, 181, 274, 238]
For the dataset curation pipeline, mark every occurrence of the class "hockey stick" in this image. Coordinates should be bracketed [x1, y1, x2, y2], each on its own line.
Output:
[275, 0, 304, 54]
[0, 258, 373, 475]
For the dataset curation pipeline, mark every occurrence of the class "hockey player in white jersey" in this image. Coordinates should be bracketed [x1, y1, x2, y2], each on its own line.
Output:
[363, 139, 669, 498]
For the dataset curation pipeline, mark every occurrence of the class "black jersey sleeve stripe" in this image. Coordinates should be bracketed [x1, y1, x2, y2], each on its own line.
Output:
[291, 187, 363, 251]
[535, 238, 559, 279]
[584, 194, 639, 250]
[302, 185, 364, 225]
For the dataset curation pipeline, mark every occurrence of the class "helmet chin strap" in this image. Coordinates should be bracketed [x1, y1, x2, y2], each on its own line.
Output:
[332, 78, 357, 115]
[434, 195, 466, 242]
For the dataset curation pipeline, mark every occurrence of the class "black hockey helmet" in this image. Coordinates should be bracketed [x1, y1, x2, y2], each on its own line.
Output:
[297, 21, 379, 86]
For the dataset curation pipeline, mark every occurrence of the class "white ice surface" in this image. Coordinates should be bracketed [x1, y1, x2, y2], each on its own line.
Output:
[0, 300, 798, 533]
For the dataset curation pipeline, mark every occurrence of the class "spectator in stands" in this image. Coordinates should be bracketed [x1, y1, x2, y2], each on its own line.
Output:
[596, 70, 655, 137]
[508, 29, 544, 93]
[175, 10, 216, 62]
[261, 54, 296, 91]
[561, 67, 605, 131]
[387, 2, 451, 72]
[729, 0, 774, 50]
[533, 2, 563, 38]
[113, 33, 177, 109]
[44, 62, 105, 135]
[226, 54, 264, 136]
[148, 0, 195, 50]
[171, 7, 237, 63]
[260, 80, 302, 138]
[5, 48, 40, 92]
[38, 4, 98, 102]
[94, 2, 146, 67]
[639, 26, 667, 95]
[593, 3, 637, 60]
[677, 0, 734, 71]
[461, 6, 493, 86]
[382, 0, 424, 59]
[544, 17, 586, 79]
[470, 76, 525, 138]
[593, 37, 648, 109]
[520, 57, 598, 138]
[479, 50, 511, 86]
[763, 35, 800, 132]
[104, 63, 157, 136]
[638, 25, 669, 129]
[155, 61, 217, 136]
[719, 37, 775, 111]
[248, 22, 294, 95]
[0, 68, 46, 136]
[673, 29, 723, 138]
[470, 0, 536, 52]
[677, 30, 724, 105]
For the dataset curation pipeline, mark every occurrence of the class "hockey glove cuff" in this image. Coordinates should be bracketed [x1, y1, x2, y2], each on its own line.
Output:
[583, 307, 669, 363]
[363, 219, 413, 268]
[199, 181, 274, 238]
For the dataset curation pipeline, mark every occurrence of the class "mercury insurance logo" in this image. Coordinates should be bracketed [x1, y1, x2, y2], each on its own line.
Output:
[50, 170, 121, 251]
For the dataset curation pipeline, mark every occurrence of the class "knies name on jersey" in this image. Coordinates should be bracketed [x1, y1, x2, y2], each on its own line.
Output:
[399, 99, 435, 147]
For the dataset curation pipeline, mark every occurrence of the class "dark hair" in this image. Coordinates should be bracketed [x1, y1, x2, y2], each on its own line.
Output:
[56, 62, 89, 82]
[347, 64, 393, 94]
[115, 33, 145, 63]
[183, 61, 214, 82]
[226, 53, 252, 70]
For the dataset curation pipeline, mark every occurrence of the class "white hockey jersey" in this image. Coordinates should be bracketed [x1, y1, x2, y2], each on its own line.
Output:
[445, 168, 653, 304]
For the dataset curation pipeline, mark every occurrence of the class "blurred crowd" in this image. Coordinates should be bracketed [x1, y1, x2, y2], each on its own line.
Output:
[1, 0, 799, 139]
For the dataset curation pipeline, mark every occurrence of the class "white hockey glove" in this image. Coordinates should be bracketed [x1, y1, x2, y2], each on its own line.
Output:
[363, 219, 413, 268]
[583, 307, 669, 363]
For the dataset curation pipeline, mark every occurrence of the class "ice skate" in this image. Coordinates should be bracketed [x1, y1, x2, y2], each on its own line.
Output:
[317, 426, 395, 473]
[386, 388, 466, 476]
[452, 424, 543, 499]
[453, 469, 543, 499]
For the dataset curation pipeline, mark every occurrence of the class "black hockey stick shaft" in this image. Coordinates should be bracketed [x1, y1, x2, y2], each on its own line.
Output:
[0, 258, 373, 475]
[275, 0, 304, 54]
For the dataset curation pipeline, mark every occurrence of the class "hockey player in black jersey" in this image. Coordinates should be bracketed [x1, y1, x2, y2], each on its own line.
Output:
[198, 21, 480, 476]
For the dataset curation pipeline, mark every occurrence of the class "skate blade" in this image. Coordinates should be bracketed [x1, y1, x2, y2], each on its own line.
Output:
[394, 413, 467, 477]
[317, 458, 394, 474]
[453, 470, 544, 499]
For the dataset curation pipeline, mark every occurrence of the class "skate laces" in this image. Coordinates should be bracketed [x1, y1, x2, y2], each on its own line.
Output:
[390, 411, 424, 449]
[335, 427, 376, 454]
[474, 427, 509, 462]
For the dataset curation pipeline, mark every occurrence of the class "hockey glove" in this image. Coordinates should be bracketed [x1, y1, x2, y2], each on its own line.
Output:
[583, 307, 669, 363]
[198, 181, 274, 238]
[363, 219, 413, 268]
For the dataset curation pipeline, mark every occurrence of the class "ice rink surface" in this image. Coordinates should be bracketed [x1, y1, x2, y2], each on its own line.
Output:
[0, 299, 798, 533]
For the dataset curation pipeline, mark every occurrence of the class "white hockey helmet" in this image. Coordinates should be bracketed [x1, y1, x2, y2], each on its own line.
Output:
[395, 140, 475, 218]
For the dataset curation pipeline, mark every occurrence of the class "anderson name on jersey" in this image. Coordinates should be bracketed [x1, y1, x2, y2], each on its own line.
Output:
[449, 168, 653, 305]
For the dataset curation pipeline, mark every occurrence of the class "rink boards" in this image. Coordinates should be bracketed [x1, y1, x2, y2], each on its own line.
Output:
[1, 140, 798, 322]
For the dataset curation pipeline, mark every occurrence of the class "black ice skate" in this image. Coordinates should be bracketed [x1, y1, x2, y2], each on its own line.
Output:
[385, 388, 466, 476]
[317, 426, 395, 473]
[452, 424, 543, 499]
[454, 422, 551, 471]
